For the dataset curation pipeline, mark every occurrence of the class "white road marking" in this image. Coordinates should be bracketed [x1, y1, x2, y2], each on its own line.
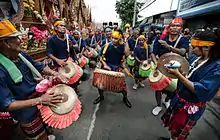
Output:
[86, 103, 100, 140]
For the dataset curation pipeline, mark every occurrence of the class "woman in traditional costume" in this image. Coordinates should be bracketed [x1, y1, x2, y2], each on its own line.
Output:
[159, 29, 220, 140]
[133, 35, 151, 89]
[0, 20, 68, 140]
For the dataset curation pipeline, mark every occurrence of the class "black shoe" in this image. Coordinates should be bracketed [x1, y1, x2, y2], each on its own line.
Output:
[93, 96, 104, 104]
[158, 137, 170, 140]
[123, 98, 132, 108]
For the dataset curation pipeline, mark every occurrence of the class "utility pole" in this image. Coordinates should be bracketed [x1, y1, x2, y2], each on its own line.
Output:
[132, 0, 137, 27]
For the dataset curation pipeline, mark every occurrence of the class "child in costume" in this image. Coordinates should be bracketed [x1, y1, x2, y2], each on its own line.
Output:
[133, 35, 152, 90]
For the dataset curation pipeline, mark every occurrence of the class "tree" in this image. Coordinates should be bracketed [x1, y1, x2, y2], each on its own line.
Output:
[115, 0, 144, 28]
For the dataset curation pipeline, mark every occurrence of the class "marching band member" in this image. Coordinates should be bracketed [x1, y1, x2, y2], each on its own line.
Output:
[95, 29, 104, 46]
[124, 23, 131, 42]
[133, 35, 152, 90]
[127, 29, 140, 73]
[101, 27, 112, 47]
[85, 29, 97, 49]
[72, 30, 87, 54]
[46, 19, 81, 95]
[151, 18, 189, 116]
[46, 19, 78, 65]
[93, 29, 132, 108]
[159, 29, 220, 140]
[0, 20, 68, 140]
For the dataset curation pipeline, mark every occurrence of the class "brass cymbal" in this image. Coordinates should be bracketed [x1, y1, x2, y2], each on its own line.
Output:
[157, 53, 190, 79]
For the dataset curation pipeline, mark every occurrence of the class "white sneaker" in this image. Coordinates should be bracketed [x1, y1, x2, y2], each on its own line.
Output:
[139, 82, 145, 88]
[164, 100, 171, 109]
[152, 106, 162, 116]
[133, 84, 138, 90]
[48, 135, 56, 140]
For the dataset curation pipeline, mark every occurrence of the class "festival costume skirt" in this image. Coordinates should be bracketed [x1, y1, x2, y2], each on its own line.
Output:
[161, 92, 206, 140]
[20, 112, 48, 140]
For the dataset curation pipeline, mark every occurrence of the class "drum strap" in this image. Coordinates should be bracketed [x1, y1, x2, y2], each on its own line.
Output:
[102, 43, 109, 57]
[173, 35, 182, 48]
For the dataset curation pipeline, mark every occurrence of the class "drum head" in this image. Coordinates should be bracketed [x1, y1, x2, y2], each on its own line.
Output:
[141, 61, 152, 70]
[149, 69, 163, 83]
[59, 61, 76, 78]
[94, 68, 125, 77]
[48, 84, 77, 115]
[128, 55, 134, 60]
[157, 53, 189, 79]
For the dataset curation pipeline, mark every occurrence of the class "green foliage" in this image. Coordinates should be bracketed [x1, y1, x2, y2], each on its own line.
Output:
[115, 0, 144, 28]
[24, 8, 32, 16]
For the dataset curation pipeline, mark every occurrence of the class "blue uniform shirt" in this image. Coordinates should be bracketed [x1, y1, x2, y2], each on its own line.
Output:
[74, 37, 86, 52]
[128, 37, 138, 52]
[85, 36, 97, 47]
[134, 45, 152, 61]
[46, 35, 77, 60]
[99, 42, 125, 71]
[153, 35, 189, 57]
[0, 52, 46, 122]
[178, 58, 220, 103]
[171, 58, 220, 121]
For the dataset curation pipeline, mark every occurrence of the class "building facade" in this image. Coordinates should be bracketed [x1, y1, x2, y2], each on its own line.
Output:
[177, 0, 220, 30]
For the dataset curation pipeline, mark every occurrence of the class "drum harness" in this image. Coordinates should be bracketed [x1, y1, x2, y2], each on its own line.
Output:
[99, 43, 133, 77]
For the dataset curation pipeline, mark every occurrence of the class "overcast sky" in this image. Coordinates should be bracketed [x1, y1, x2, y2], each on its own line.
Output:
[84, 0, 119, 23]
[84, 0, 179, 23]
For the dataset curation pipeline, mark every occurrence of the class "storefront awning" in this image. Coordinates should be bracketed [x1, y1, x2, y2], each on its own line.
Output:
[177, 0, 220, 19]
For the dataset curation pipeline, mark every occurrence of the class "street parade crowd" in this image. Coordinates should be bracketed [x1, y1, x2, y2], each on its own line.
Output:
[0, 17, 220, 140]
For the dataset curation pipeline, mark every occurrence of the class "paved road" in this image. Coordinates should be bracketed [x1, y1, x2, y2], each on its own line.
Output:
[13, 68, 220, 140]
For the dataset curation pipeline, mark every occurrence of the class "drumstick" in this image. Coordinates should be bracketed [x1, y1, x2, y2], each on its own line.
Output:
[122, 57, 134, 78]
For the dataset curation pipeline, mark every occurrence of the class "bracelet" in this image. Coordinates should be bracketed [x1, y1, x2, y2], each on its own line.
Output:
[39, 97, 42, 106]
[52, 71, 59, 76]
[32, 97, 41, 106]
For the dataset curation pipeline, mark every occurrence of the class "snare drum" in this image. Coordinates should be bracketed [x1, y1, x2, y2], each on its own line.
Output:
[148, 69, 171, 91]
[92, 68, 126, 92]
[58, 61, 82, 85]
[127, 55, 135, 66]
[164, 79, 178, 92]
[77, 55, 89, 67]
[84, 48, 98, 58]
[138, 61, 153, 78]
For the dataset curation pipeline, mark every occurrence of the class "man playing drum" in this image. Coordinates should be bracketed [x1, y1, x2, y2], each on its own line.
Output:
[101, 27, 112, 48]
[72, 30, 87, 55]
[151, 18, 189, 116]
[93, 29, 132, 108]
[46, 19, 81, 95]
[127, 29, 140, 73]
[0, 20, 68, 140]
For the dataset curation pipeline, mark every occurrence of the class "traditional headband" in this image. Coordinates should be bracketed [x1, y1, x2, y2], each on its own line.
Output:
[54, 21, 65, 27]
[138, 35, 145, 40]
[191, 39, 215, 47]
[112, 31, 122, 39]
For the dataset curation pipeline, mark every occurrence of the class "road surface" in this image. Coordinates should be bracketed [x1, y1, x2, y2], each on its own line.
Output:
[13, 68, 220, 140]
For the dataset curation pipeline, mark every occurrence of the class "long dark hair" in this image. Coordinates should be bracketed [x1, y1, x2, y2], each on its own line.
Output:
[193, 29, 220, 60]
